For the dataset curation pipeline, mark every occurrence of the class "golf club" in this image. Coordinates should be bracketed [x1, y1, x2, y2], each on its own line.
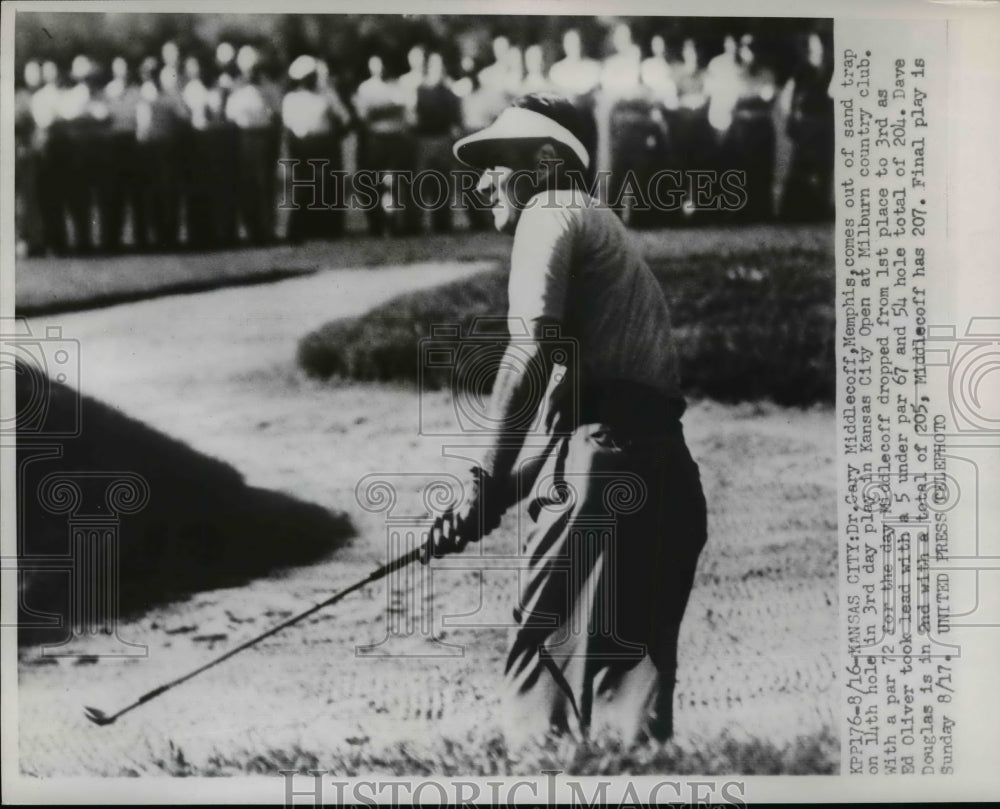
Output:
[84, 544, 425, 727]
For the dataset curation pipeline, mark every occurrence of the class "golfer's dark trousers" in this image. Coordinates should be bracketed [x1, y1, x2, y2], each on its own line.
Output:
[503, 382, 708, 744]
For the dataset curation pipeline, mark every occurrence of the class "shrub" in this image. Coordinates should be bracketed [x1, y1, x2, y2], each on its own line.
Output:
[298, 247, 834, 406]
[297, 270, 509, 390]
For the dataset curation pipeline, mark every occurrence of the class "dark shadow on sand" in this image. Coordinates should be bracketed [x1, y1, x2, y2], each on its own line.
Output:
[16, 366, 354, 646]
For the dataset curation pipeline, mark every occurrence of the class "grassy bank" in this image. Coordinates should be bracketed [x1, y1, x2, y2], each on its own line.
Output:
[299, 241, 834, 405]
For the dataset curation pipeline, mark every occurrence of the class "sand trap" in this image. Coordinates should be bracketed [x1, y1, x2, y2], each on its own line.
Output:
[18, 261, 837, 775]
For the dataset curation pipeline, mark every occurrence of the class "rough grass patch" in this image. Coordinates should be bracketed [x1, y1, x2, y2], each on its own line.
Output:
[298, 248, 833, 406]
[151, 726, 838, 777]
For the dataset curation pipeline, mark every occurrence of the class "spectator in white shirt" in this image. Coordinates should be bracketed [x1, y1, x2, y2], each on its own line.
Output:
[706, 34, 741, 135]
[398, 44, 426, 125]
[282, 55, 350, 241]
[478, 36, 510, 94]
[640, 34, 678, 109]
[549, 28, 601, 99]
[226, 46, 278, 243]
[160, 40, 182, 94]
[353, 54, 415, 235]
[521, 45, 552, 94]
[673, 37, 707, 110]
[601, 22, 642, 101]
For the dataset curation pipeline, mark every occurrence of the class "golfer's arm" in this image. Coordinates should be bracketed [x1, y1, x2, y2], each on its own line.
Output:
[479, 337, 553, 487]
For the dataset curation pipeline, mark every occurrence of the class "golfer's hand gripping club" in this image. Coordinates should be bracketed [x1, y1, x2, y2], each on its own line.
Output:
[421, 466, 503, 564]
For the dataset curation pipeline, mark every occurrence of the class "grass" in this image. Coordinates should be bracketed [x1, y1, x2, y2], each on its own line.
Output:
[14, 232, 512, 315]
[147, 726, 838, 777]
[298, 240, 834, 406]
[15, 224, 830, 315]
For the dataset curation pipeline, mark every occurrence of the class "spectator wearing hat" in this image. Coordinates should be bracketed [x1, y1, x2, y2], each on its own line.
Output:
[226, 45, 279, 244]
[353, 54, 415, 236]
[31, 60, 68, 254]
[282, 54, 350, 242]
[413, 51, 463, 233]
[99, 56, 145, 252]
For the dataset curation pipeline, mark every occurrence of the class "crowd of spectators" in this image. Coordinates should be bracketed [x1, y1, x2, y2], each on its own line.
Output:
[14, 23, 834, 256]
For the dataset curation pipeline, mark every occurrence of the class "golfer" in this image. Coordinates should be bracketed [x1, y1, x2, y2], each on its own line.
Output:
[425, 93, 707, 745]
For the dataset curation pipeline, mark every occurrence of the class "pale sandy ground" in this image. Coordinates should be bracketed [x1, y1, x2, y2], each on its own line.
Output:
[18, 261, 836, 775]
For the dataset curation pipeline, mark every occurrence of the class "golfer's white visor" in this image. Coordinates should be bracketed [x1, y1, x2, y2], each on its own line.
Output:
[453, 106, 591, 170]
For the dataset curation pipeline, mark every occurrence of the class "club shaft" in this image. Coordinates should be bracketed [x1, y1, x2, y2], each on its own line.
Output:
[118, 546, 424, 718]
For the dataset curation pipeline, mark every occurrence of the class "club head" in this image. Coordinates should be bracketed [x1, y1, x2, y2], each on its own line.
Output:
[83, 706, 115, 726]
